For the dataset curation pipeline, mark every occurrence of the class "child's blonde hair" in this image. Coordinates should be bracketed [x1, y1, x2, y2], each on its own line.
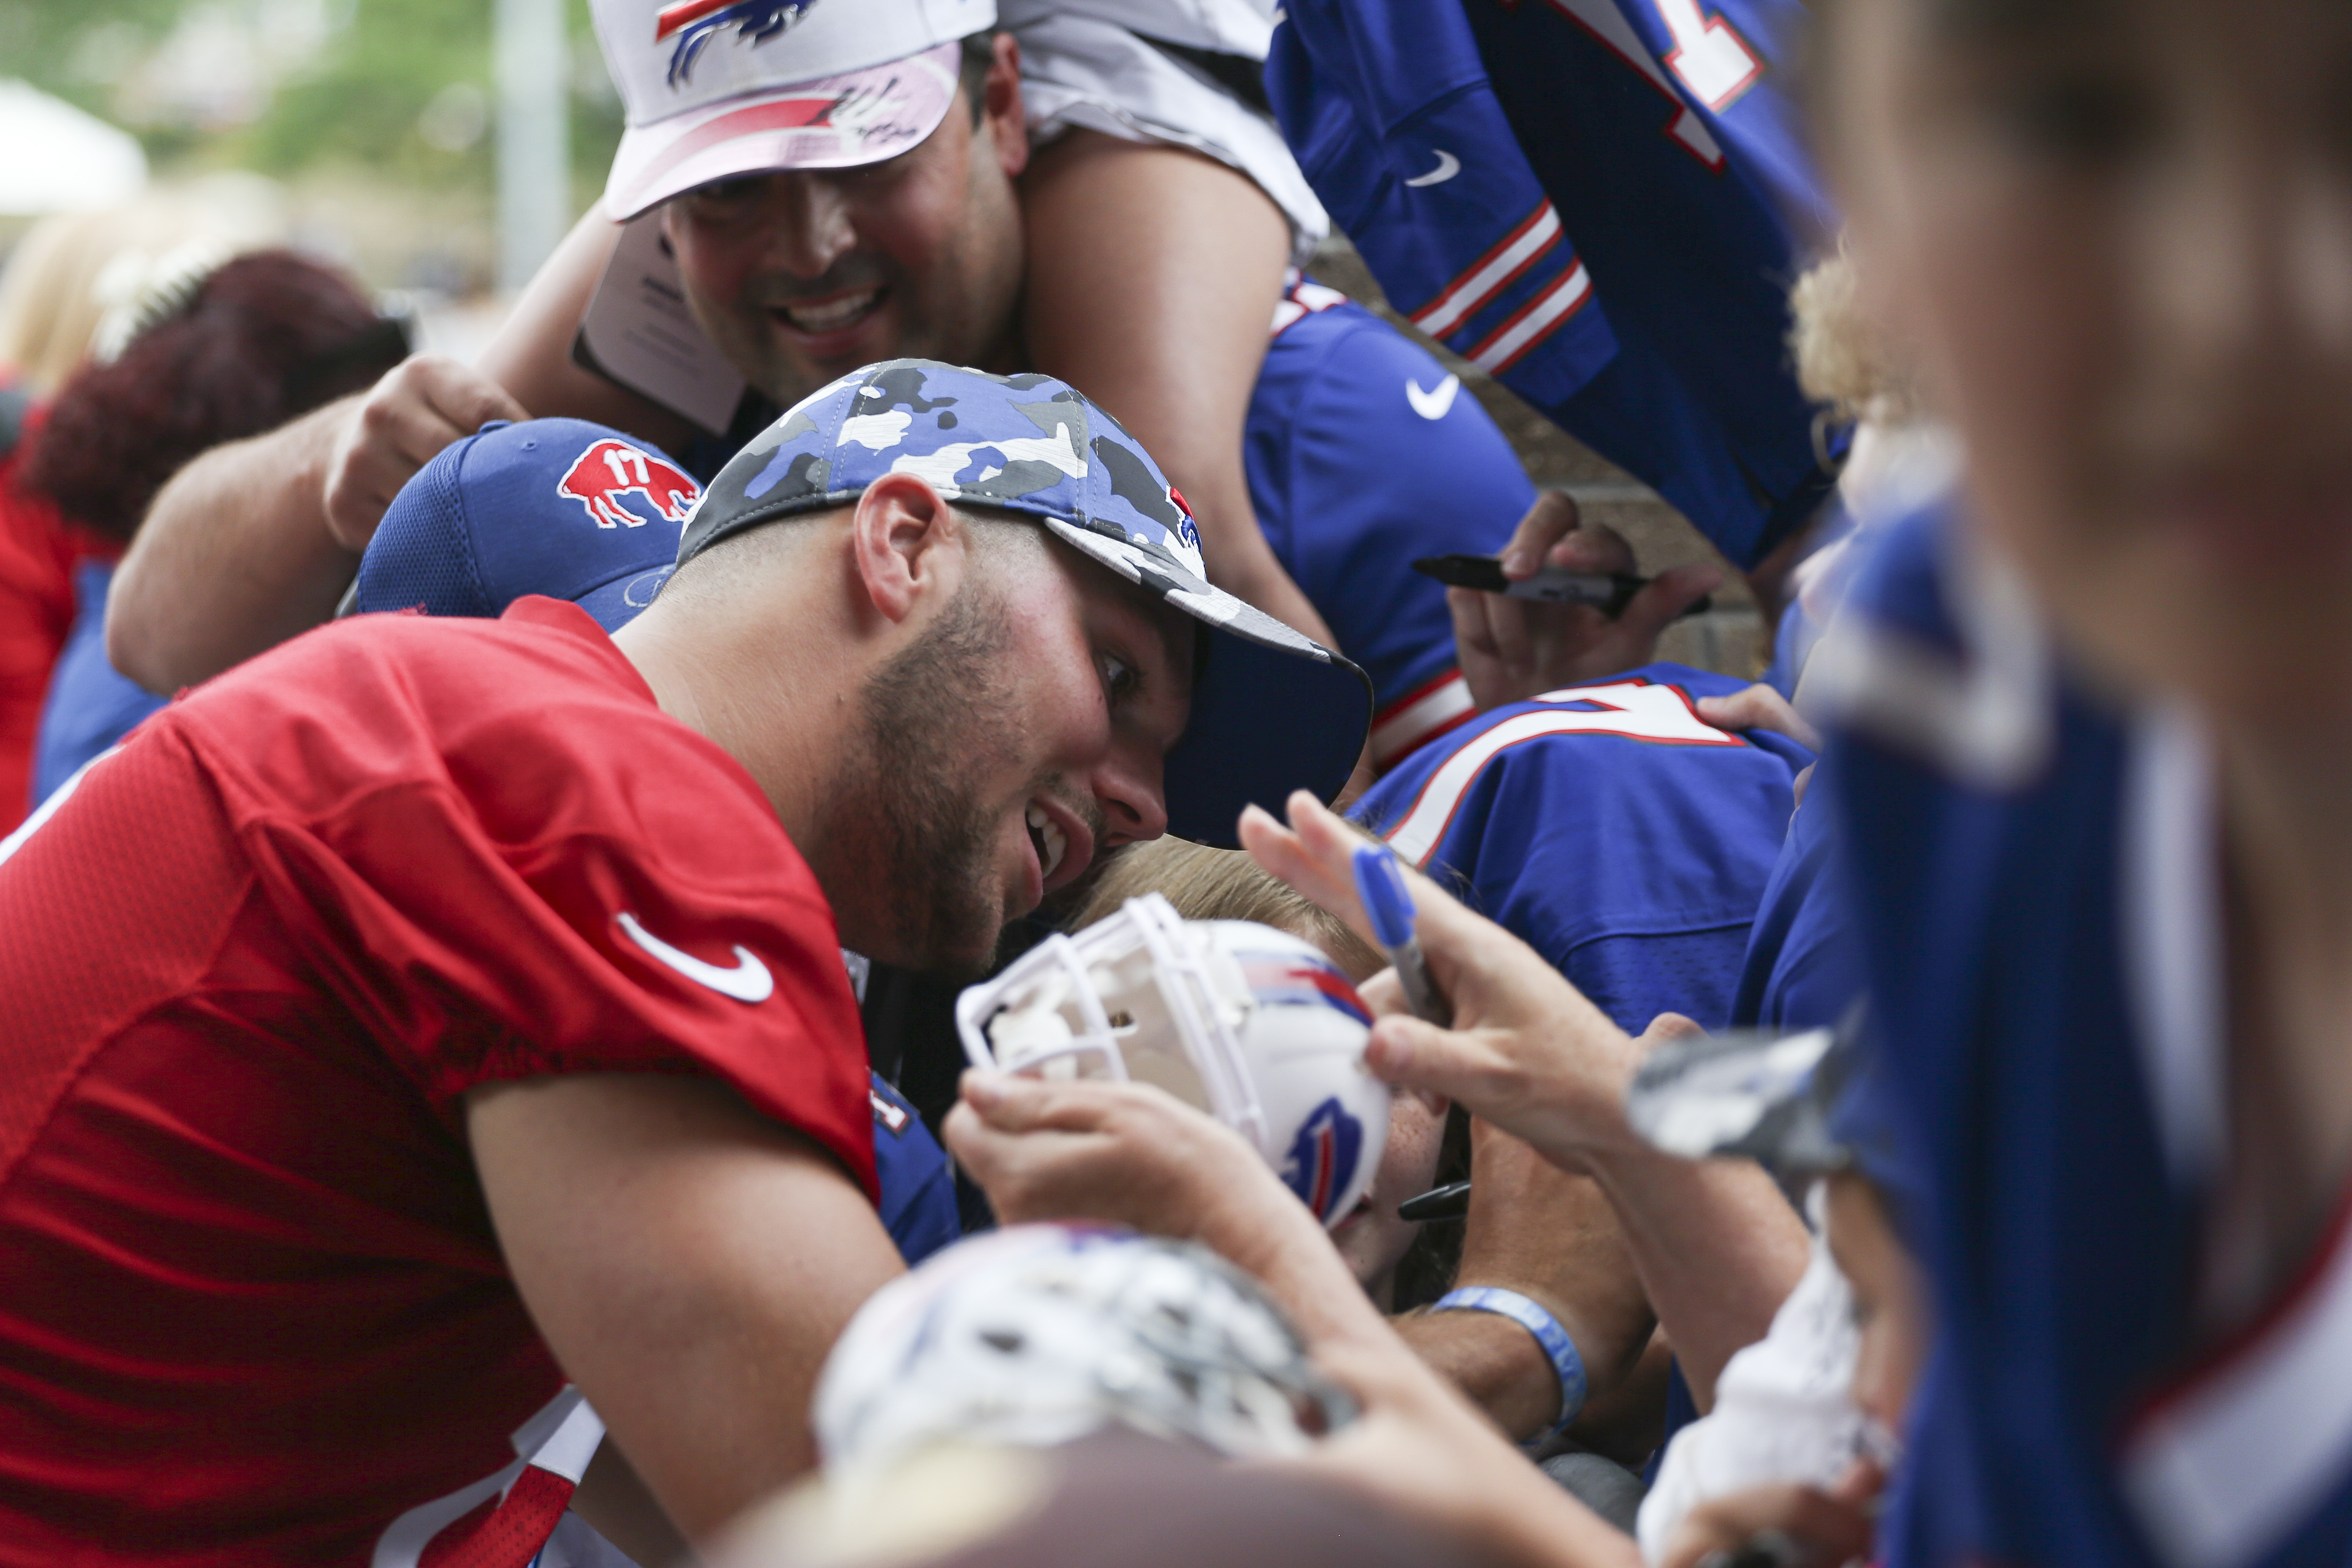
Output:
[1074, 838, 1384, 980]
[1788, 244, 1917, 427]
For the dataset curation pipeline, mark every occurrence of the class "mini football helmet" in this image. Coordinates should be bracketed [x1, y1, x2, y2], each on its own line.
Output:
[813, 1223, 1355, 1475]
[955, 895, 1391, 1226]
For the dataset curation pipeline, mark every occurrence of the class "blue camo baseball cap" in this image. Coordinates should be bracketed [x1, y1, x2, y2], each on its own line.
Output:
[678, 360, 1374, 848]
[350, 418, 700, 631]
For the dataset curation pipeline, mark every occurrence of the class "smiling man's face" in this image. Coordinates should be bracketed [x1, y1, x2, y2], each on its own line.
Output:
[661, 40, 1030, 412]
[812, 521, 1196, 977]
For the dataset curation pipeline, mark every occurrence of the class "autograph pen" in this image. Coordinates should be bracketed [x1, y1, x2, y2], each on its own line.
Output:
[1352, 845, 1474, 1223]
[1351, 844, 1450, 1027]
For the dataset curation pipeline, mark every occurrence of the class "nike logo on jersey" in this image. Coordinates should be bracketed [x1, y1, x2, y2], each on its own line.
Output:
[1405, 149, 1461, 188]
[617, 911, 773, 1003]
[1406, 375, 1461, 421]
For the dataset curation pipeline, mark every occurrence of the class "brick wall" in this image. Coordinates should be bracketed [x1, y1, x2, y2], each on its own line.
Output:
[1308, 238, 1770, 682]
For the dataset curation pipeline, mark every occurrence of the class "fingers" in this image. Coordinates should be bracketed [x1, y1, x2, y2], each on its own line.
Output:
[1544, 518, 1635, 576]
[1693, 681, 1824, 751]
[1500, 490, 1582, 578]
[1357, 968, 1407, 1019]
[1610, 560, 1721, 656]
[415, 353, 531, 432]
[1240, 800, 1367, 940]
[1362, 1013, 1507, 1100]
[322, 357, 529, 552]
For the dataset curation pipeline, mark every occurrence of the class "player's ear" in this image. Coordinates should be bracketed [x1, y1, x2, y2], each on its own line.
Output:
[980, 32, 1028, 178]
[849, 472, 966, 624]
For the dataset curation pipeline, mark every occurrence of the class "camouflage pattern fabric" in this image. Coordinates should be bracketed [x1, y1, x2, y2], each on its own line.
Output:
[685, 359, 1342, 669]
[680, 360, 1374, 845]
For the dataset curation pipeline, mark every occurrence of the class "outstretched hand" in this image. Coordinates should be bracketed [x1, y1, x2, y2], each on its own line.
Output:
[1452, 492, 1721, 711]
[1239, 792, 1653, 1172]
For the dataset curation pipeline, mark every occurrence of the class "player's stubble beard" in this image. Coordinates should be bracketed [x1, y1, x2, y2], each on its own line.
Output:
[818, 578, 1029, 977]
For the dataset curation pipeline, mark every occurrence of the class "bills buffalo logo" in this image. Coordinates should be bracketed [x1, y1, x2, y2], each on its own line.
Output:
[557, 440, 701, 531]
[1282, 1097, 1366, 1223]
[654, 0, 821, 85]
[1238, 952, 1372, 1026]
[1167, 484, 1200, 555]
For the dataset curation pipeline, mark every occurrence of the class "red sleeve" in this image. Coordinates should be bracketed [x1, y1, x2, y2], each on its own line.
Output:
[176, 611, 878, 1201]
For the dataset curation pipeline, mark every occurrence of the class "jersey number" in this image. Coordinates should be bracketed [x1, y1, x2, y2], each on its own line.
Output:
[1652, 0, 1762, 111]
[1384, 682, 1742, 866]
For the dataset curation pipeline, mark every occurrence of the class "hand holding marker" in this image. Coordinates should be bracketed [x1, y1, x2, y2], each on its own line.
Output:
[1350, 845, 1471, 1222]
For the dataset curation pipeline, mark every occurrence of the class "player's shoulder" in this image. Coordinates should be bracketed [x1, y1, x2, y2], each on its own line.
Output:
[173, 598, 712, 818]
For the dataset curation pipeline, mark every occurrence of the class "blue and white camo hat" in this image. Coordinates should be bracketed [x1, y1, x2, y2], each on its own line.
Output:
[678, 360, 1373, 848]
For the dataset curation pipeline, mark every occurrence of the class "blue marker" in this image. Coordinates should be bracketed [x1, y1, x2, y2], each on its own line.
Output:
[1351, 844, 1451, 1026]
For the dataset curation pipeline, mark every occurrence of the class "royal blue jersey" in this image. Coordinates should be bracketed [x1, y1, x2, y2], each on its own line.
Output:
[1267, 0, 1838, 572]
[1727, 763, 1862, 1033]
[1822, 505, 2352, 1568]
[1251, 276, 1535, 768]
[1351, 663, 1809, 1034]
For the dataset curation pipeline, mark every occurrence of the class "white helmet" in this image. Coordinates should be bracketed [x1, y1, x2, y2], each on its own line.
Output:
[812, 1223, 1356, 1475]
[955, 895, 1391, 1227]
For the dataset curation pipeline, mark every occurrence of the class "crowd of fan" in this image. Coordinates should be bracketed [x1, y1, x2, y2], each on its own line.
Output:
[0, 2, 2343, 1568]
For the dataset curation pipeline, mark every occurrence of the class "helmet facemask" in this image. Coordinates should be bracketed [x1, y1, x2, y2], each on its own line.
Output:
[957, 895, 1391, 1226]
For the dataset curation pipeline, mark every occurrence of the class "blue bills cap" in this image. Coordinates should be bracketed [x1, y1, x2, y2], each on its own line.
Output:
[678, 360, 1374, 848]
[350, 418, 699, 631]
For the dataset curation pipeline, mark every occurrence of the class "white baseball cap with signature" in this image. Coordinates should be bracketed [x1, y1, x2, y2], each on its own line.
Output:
[592, 0, 997, 221]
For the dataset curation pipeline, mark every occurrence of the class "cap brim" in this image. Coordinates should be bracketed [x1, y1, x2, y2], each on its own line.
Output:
[1041, 518, 1371, 849]
[604, 41, 961, 220]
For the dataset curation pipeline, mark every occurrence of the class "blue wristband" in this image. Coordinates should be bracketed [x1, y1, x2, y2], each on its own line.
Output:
[1432, 1286, 1588, 1438]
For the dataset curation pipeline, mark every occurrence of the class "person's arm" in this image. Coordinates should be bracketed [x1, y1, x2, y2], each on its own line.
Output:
[108, 359, 528, 690]
[1020, 132, 1336, 650]
[1241, 792, 1809, 1409]
[468, 1072, 904, 1543]
[1391, 1120, 1655, 1443]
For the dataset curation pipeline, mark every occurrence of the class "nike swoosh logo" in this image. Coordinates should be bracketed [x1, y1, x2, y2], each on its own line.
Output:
[1406, 374, 1461, 420]
[616, 911, 773, 1003]
[1404, 149, 1461, 188]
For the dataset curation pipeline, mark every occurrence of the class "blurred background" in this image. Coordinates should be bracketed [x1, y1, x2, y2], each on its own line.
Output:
[0, 0, 617, 359]
[0, 0, 1761, 671]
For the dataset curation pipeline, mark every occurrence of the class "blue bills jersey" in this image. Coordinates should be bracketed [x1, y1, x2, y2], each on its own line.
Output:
[1821, 505, 2352, 1568]
[1351, 663, 1810, 1034]
[1268, 0, 1838, 572]
[1727, 763, 1862, 1033]
[1251, 276, 1535, 769]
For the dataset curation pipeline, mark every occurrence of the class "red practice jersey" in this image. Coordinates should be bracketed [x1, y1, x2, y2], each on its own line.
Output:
[0, 597, 877, 1565]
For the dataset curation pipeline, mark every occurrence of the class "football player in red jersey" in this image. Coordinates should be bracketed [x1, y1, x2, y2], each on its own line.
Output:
[0, 364, 1363, 1566]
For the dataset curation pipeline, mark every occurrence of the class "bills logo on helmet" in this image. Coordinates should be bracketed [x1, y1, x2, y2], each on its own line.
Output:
[557, 440, 700, 531]
[1281, 1097, 1366, 1223]
[1239, 952, 1372, 1026]
[654, 0, 819, 85]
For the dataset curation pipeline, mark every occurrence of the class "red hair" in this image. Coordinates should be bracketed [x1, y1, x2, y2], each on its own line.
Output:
[21, 250, 407, 543]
